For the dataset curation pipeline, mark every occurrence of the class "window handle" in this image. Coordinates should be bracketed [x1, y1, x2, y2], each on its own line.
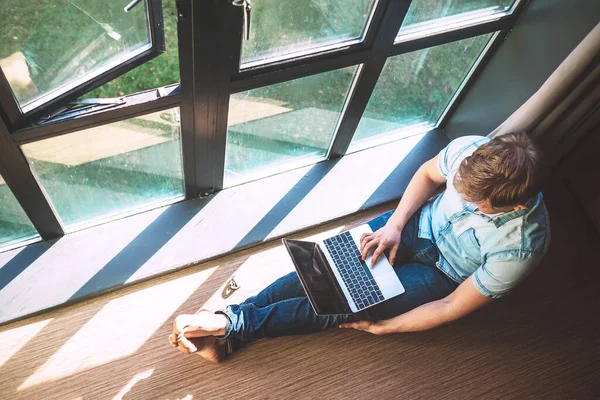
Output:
[124, 0, 143, 12]
[232, 0, 252, 40]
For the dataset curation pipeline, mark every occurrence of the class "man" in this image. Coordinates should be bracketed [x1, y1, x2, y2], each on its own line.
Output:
[169, 132, 550, 362]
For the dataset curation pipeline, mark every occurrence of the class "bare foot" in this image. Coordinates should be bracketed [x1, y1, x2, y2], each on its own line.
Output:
[169, 310, 228, 352]
[187, 336, 230, 363]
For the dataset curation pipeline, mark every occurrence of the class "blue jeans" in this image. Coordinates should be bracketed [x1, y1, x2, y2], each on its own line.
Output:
[220, 211, 459, 351]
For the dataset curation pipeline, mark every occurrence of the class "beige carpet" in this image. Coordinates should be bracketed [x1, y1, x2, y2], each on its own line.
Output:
[0, 180, 598, 400]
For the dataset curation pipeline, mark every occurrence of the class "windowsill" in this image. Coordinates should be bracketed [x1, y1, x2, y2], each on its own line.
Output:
[0, 130, 448, 325]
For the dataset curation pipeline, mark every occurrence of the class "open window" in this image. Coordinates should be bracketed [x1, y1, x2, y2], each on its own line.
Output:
[0, 0, 165, 129]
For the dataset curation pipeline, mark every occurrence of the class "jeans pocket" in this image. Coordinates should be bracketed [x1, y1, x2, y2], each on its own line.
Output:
[411, 243, 439, 267]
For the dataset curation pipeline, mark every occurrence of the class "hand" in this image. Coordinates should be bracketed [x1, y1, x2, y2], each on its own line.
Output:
[360, 224, 402, 265]
[339, 320, 386, 335]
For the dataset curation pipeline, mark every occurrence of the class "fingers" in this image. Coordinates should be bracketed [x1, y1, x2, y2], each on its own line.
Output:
[360, 233, 373, 254]
[361, 237, 378, 260]
[389, 243, 399, 266]
[339, 321, 372, 331]
[371, 242, 388, 265]
[360, 232, 370, 247]
[340, 321, 384, 335]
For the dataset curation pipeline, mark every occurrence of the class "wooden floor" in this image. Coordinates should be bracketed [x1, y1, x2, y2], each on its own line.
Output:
[0, 179, 598, 400]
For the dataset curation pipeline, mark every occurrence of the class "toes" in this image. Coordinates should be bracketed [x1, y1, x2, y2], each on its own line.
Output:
[178, 334, 198, 353]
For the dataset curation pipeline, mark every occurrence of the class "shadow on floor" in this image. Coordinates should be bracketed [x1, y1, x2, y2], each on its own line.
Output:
[0, 177, 597, 399]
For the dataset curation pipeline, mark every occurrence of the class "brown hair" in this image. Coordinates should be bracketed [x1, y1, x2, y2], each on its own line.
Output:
[453, 132, 546, 208]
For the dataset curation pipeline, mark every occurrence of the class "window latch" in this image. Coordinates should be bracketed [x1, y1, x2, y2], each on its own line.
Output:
[232, 0, 252, 40]
[124, 0, 143, 12]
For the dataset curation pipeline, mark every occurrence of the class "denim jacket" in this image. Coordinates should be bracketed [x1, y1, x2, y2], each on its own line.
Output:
[419, 136, 551, 298]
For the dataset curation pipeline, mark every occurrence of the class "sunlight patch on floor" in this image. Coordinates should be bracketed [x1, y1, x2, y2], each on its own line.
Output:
[0, 319, 52, 368]
[18, 267, 217, 391]
[112, 368, 154, 400]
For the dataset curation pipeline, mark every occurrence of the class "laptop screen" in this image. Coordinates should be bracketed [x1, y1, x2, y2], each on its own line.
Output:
[284, 239, 349, 315]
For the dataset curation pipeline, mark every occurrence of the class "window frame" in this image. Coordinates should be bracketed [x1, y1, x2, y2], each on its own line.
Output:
[0, 0, 530, 248]
[233, 0, 386, 75]
[0, 0, 166, 130]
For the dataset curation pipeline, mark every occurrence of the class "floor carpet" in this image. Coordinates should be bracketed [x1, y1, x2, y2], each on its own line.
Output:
[0, 178, 598, 400]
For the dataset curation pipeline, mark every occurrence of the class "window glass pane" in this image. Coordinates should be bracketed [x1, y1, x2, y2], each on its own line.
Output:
[86, 0, 179, 98]
[349, 34, 493, 153]
[241, 0, 377, 66]
[398, 0, 516, 37]
[0, 173, 38, 248]
[225, 66, 359, 187]
[0, 0, 152, 111]
[21, 108, 184, 229]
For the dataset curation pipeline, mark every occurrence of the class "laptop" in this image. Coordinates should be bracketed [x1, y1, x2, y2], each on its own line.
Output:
[282, 224, 405, 315]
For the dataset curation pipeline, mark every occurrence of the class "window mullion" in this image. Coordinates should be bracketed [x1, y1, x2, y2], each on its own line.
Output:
[176, 0, 197, 198]
[0, 71, 23, 131]
[0, 116, 64, 240]
[178, 0, 241, 197]
[328, 0, 413, 158]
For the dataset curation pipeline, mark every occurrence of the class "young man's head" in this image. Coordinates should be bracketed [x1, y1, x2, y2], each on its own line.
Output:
[454, 132, 546, 214]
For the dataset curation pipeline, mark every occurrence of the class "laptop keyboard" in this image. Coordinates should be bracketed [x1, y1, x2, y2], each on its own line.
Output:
[323, 231, 385, 310]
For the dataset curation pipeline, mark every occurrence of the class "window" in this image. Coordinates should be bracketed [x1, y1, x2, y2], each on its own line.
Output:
[0, 0, 525, 250]
[85, 0, 179, 98]
[349, 33, 494, 152]
[241, 0, 378, 67]
[0, 0, 165, 125]
[397, 0, 518, 41]
[20, 108, 184, 230]
[0, 173, 38, 248]
[225, 66, 359, 186]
